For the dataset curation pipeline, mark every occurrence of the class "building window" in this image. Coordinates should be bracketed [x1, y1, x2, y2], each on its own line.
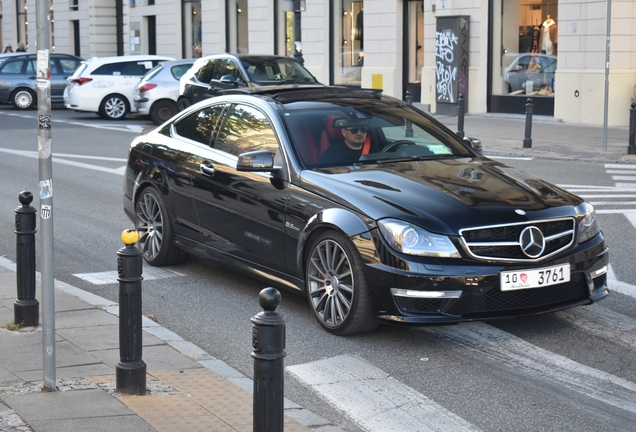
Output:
[332, 0, 363, 86]
[492, 0, 558, 99]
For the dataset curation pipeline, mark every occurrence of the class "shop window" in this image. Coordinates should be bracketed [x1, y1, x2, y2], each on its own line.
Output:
[332, 0, 364, 86]
[183, 0, 202, 58]
[491, 0, 557, 99]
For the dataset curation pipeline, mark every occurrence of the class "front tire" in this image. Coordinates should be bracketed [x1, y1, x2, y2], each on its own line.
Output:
[12, 88, 36, 110]
[150, 99, 177, 125]
[306, 231, 377, 335]
[135, 187, 189, 266]
[177, 97, 191, 112]
[99, 94, 129, 120]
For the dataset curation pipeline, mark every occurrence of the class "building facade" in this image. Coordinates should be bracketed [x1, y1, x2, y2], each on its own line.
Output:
[1, 0, 634, 126]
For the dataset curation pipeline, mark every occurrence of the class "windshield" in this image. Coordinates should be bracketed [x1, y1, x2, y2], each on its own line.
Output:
[281, 103, 474, 168]
[241, 58, 317, 85]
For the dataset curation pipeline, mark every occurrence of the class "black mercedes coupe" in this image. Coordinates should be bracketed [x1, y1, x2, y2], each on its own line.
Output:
[122, 86, 609, 335]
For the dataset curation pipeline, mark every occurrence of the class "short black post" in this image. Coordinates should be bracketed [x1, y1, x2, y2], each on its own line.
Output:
[14, 191, 39, 327]
[405, 90, 412, 105]
[252, 287, 286, 432]
[523, 97, 534, 149]
[116, 229, 146, 395]
[457, 93, 465, 139]
[628, 102, 636, 155]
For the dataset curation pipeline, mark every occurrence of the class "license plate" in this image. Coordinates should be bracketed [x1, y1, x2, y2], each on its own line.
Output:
[500, 263, 570, 291]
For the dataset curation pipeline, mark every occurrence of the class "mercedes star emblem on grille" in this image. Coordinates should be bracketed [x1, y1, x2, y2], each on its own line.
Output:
[520, 226, 545, 258]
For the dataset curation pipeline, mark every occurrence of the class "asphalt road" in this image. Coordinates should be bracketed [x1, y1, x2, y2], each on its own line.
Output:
[1, 105, 636, 431]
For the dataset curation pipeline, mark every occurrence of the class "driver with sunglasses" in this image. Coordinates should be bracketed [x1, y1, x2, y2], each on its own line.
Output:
[317, 124, 369, 165]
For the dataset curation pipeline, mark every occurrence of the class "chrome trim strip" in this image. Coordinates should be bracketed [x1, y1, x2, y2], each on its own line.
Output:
[391, 288, 463, 299]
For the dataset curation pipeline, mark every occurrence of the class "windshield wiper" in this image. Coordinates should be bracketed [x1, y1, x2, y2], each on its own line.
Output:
[376, 155, 449, 164]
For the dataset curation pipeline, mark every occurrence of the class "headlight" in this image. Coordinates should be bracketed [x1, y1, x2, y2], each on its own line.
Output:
[378, 219, 460, 258]
[578, 202, 600, 243]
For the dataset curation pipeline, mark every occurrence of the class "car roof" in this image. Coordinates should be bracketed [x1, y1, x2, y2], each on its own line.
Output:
[83, 55, 175, 65]
[219, 85, 384, 104]
[192, 53, 302, 63]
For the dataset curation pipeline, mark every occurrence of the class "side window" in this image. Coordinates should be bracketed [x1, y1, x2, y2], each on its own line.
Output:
[59, 58, 80, 74]
[196, 60, 216, 83]
[122, 60, 154, 76]
[174, 104, 225, 146]
[212, 59, 240, 81]
[0, 60, 24, 74]
[171, 64, 192, 80]
[92, 63, 123, 75]
[216, 104, 279, 156]
[24, 59, 57, 74]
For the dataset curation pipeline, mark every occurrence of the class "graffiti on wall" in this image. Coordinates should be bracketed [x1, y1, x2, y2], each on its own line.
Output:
[435, 17, 469, 105]
[435, 29, 458, 103]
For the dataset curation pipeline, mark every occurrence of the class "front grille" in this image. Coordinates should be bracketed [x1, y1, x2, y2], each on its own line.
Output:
[460, 218, 575, 262]
[462, 274, 587, 314]
[395, 297, 445, 314]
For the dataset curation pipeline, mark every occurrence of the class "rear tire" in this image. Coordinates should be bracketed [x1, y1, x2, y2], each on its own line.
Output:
[150, 99, 177, 125]
[12, 88, 36, 110]
[135, 187, 189, 266]
[99, 94, 129, 120]
[305, 231, 378, 335]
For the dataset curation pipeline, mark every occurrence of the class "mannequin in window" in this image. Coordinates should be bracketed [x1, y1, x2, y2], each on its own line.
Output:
[539, 15, 557, 56]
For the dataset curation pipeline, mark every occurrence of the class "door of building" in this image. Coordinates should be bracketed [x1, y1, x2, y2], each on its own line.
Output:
[403, 0, 424, 102]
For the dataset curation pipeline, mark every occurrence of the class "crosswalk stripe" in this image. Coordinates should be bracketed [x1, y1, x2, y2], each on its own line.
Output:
[611, 176, 636, 181]
[554, 304, 636, 350]
[288, 355, 480, 432]
[605, 164, 636, 169]
[73, 267, 185, 285]
[419, 322, 636, 414]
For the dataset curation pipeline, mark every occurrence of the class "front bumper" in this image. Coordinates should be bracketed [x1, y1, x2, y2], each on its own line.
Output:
[357, 232, 609, 325]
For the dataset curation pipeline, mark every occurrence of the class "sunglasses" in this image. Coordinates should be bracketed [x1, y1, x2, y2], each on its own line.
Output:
[344, 126, 368, 134]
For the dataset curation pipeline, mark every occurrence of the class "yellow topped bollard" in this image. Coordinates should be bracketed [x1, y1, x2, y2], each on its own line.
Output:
[121, 229, 139, 246]
[116, 228, 146, 395]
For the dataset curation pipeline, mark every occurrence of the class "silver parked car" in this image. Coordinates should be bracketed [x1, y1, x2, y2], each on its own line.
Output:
[133, 59, 195, 125]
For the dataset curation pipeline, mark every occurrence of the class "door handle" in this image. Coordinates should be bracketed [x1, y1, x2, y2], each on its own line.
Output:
[200, 162, 215, 176]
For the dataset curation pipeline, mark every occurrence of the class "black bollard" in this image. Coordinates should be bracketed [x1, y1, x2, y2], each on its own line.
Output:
[252, 287, 286, 432]
[457, 93, 465, 139]
[116, 229, 146, 395]
[628, 102, 636, 155]
[523, 98, 534, 149]
[14, 191, 39, 327]
[405, 90, 412, 105]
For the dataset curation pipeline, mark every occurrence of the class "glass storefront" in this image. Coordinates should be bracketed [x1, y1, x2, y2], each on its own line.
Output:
[490, 0, 558, 115]
[226, 0, 248, 54]
[404, 0, 424, 102]
[332, 0, 364, 86]
[183, 0, 202, 58]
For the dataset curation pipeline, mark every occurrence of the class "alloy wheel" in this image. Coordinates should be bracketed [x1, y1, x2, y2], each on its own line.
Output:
[104, 97, 126, 119]
[307, 239, 355, 328]
[136, 192, 164, 261]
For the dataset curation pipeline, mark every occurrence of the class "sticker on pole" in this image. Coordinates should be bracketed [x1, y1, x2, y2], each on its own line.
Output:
[39, 179, 53, 199]
[39, 115, 51, 130]
[40, 205, 51, 220]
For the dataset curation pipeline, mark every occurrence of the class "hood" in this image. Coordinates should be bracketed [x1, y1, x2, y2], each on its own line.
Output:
[300, 158, 583, 234]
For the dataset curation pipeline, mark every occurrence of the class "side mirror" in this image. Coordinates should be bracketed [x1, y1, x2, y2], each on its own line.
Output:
[218, 74, 237, 85]
[463, 136, 483, 154]
[237, 150, 279, 172]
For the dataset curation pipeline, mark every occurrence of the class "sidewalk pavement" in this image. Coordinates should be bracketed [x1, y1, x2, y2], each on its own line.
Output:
[0, 258, 341, 432]
[428, 111, 636, 163]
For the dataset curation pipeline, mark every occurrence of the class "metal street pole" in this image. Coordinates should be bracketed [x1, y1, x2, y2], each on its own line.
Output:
[293, 0, 304, 65]
[602, 0, 612, 152]
[36, 0, 56, 392]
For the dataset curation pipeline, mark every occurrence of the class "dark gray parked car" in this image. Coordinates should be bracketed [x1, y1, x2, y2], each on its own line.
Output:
[0, 53, 82, 109]
[177, 53, 319, 111]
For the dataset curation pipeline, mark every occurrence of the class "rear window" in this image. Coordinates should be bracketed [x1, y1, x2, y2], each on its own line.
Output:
[69, 62, 89, 79]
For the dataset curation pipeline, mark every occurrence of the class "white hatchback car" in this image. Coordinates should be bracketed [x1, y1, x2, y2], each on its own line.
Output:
[64, 55, 174, 120]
